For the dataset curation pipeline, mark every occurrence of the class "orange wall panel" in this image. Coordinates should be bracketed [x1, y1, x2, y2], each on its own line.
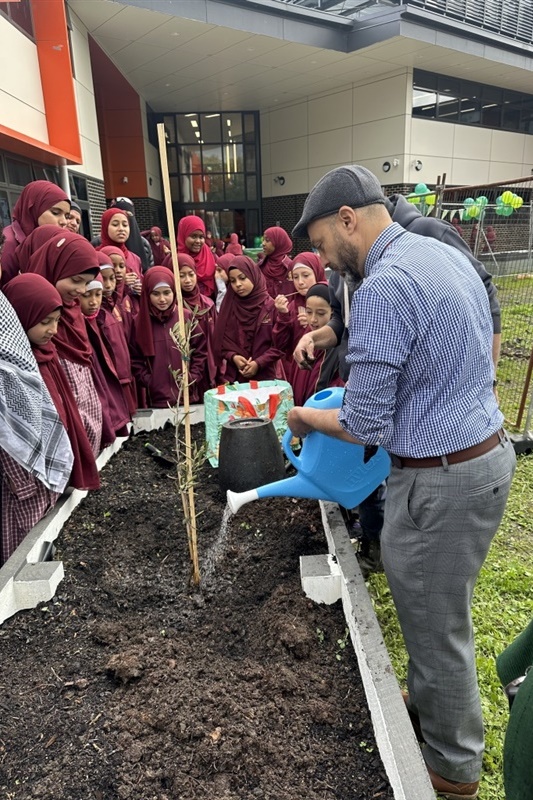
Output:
[89, 36, 147, 198]
[31, 0, 82, 162]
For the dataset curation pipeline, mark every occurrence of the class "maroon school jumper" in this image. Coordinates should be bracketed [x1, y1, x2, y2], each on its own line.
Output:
[130, 306, 208, 407]
[130, 266, 209, 407]
[98, 302, 137, 415]
[213, 257, 284, 384]
[84, 313, 131, 441]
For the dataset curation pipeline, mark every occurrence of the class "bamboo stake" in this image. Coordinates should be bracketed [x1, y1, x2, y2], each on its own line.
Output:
[157, 122, 200, 585]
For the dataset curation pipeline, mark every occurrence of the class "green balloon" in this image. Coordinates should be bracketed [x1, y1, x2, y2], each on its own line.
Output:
[477, 196, 489, 207]
[502, 205, 513, 216]
[415, 183, 429, 195]
[496, 196, 503, 206]
[463, 197, 475, 208]
[495, 206, 505, 215]
[467, 205, 480, 218]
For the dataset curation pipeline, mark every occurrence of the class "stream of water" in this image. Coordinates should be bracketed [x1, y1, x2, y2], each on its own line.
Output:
[201, 503, 234, 585]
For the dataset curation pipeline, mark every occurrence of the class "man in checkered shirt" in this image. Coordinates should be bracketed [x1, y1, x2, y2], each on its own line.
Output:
[289, 165, 516, 800]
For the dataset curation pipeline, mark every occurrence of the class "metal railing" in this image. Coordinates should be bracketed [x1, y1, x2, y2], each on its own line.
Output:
[276, 0, 533, 43]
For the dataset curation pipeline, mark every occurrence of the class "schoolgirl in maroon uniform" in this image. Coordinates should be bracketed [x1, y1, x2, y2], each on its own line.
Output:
[177, 253, 218, 399]
[176, 215, 216, 298]
[79, 275, 131, 443]
[20, 230, 103, 455]
[130, 267, 208, 408]
[281, 283, 344, 406]
[98, 208, 143, 282]
[1, 275, 99, 562]
[273, 251, 326, 362]
[98, 254, 137, 414]
[256, 226, 293, 298]
[213, 256, 283, 384]
[1, 180, 70, 286]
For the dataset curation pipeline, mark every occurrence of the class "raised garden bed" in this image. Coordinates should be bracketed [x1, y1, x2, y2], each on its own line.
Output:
[0, 425, 395, 800]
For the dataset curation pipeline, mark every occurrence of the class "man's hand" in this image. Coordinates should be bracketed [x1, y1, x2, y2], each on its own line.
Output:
[287, 407, 313, 439]
[293, 331, 316, 368]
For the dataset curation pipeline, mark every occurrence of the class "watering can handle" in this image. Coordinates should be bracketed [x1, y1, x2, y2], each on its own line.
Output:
[282, 428, 301, 469]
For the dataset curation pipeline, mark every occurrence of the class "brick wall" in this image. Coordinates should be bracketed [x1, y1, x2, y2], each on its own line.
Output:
[262, 184, 416, 252]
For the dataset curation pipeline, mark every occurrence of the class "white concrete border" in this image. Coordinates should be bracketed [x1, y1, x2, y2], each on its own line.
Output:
[0, 406, 204, 625]
[316, 501, 435, 800]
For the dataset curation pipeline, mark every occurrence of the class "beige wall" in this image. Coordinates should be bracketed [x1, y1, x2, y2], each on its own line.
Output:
[0, 15, 48, 142]
[261, 71, 410, 197]
[409, 118, 533, 185]
[69, 10, 104, 180]
[262, 68, 533, 195]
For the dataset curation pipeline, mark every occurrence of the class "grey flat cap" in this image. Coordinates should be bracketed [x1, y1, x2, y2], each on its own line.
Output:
[292, 165, 385, 238]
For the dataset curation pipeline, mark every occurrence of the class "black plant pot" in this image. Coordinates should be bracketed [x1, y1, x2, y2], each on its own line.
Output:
[218, 418, 286, 494]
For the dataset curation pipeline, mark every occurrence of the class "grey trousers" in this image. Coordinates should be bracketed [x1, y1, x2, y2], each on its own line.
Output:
[381, 436, 516, 782]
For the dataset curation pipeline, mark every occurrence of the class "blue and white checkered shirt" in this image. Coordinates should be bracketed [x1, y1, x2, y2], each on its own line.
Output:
[338, 222, 503, 457]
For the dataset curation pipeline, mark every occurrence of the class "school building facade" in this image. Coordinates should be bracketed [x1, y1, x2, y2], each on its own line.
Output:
[0, 0, 532, 244]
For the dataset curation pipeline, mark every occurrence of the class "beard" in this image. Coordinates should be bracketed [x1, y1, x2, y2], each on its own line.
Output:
[329, 235, 363, 289]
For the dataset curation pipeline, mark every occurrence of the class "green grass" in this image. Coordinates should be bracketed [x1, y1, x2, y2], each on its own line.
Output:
[367, 454, 533, 800]
[495, 275, 533, 428]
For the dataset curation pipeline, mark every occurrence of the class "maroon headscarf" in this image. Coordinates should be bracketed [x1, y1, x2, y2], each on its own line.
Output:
[177, 253, 203, 308]
[12, 181, 70, 237]
[257, 226, 292, 281]
[3, 273, 99, 490]
[97, 251, 113, 268]
[215, 253, 234, 274]
[225, 233, 243, 256]
[177, 215, 216, 296]
[213, 256, 270, 362]
[289, 251, 326, 311]
[14, 225, 64, 274]
[23, 230, 100, 367]
[147, 226, 170, 266]
[99, 209, 128, 250]
[215, 239, 225, 257]
[290, 252, 326, 282]
[135, 266, 176, 358]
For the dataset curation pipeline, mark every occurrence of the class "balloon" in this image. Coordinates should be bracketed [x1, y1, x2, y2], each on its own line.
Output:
[496, 196, 503, 206]
[511, 195, 523, 209]
[463, 197, 475, 208]
[477, 196, 489, 207]
[495, 206, 505, 216]
[502, 205, 513, 216]
[467, 205, 480, 218]
[415, 183, 429, 195]
[501, 190, 514, 205]
[426, 194, 436, 206]
[407, 194, 419, 204]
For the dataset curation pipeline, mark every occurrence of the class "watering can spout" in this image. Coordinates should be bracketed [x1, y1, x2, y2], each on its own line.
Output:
[227, 475, 321, 515]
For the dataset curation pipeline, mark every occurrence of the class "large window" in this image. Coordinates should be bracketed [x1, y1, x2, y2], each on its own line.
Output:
[413, 70, 533, 134]
[155, 110, 262, 246]
[0, 0, 34, 39]
[164, 112, 259, 205]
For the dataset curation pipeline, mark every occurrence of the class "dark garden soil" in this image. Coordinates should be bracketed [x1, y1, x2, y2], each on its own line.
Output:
[0, 424, 393, 800]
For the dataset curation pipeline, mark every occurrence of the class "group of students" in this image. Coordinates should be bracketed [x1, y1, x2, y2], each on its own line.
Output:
[0, 180, 345, 565]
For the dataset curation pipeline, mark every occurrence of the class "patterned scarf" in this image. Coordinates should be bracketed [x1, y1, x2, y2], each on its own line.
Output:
[0, 291, 73, 492]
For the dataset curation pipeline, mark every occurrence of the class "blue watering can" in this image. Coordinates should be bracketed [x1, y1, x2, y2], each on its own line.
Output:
[226, 387, 390, 514]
